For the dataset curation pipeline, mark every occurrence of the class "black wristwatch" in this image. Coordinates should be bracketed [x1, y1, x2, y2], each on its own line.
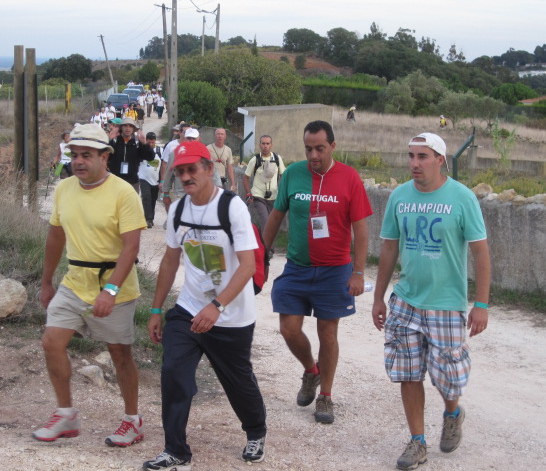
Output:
[211, 299, 225, 313]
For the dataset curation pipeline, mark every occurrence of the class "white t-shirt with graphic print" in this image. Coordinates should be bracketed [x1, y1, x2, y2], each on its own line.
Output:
[166, 189, 257, 327]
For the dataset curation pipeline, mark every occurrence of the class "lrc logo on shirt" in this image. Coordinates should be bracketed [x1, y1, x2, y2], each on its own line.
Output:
[403, 215, 443, 257]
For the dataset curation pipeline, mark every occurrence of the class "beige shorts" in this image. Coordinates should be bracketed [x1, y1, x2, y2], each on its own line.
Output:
[46, 285, 136, 345]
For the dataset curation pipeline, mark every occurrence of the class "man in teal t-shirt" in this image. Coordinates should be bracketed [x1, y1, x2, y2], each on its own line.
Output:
[372, 133, 491, 471]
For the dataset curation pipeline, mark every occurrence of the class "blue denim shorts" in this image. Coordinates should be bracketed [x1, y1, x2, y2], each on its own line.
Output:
[271, 259, 355, 319]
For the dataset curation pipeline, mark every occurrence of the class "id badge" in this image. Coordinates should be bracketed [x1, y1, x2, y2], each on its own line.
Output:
[310, 213, 330, 239]
[120, 162, 129, 174]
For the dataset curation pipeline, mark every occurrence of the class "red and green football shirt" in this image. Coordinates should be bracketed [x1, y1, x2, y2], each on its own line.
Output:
[274, 160, 372, 266]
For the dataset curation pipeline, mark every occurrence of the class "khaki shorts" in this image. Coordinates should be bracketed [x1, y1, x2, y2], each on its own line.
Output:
[46, 285, 136, 345]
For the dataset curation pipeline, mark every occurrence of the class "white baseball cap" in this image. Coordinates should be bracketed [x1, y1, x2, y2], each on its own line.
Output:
[409, 132, 448, 171]
[185, 127, 200, 139]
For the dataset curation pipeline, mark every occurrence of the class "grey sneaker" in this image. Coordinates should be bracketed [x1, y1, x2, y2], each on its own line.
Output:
[314, 395, 334, 424]
[396, 439, 428, 470]
[297, 371, 320, 406]
[32, 410, 80, 442]
[105, 416, 144, 447]
[143, 451, 191, 470]
[440, 406, 465, 453]
[242, 436, 265, 463]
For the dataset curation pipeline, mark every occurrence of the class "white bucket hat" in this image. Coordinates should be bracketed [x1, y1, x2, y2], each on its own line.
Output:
[68, 124, 114, 154]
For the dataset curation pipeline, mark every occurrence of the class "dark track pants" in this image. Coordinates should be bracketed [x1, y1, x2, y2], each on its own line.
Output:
[161, 305, 267, 460]
[139, 180, 158, 224]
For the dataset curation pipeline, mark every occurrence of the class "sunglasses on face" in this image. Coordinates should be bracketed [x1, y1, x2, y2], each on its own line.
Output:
[173, 164, 199, 177]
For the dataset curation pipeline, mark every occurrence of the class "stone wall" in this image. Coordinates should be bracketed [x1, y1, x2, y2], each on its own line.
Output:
[366, 186, 546, 293]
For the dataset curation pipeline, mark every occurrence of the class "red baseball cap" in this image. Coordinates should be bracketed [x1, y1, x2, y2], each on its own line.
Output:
[172, 141, 211, 167]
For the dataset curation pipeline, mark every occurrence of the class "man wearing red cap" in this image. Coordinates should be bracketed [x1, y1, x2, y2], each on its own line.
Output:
[144, 141, 266, 470]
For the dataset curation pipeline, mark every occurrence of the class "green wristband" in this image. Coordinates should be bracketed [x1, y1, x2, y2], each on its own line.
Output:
[103, 283, 119, 294]
[150, 308, 162, 315]
[474, 301, 489, 309]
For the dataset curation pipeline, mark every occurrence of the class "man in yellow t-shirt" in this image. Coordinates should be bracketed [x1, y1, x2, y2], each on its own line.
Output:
[33, 124, 147, 449]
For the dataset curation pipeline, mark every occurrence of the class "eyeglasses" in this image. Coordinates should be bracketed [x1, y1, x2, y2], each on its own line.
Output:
[173, 165, 199, 177]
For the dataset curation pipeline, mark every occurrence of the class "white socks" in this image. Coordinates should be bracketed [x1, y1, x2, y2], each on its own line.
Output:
[56, 407, 76, 417]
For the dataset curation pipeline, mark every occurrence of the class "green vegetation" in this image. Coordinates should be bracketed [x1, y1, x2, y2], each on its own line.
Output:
[40, 54, 92, 83]
[302, 74, 385, 90]
[294, 54, 306, 70]
[177, 80, 227, 126]
[465, 168, 545, 197]
[491, 120, 516, 169]
[178, 50, 302, 118]
[0, 82, 83, 100]
[138, 61, 160, 84]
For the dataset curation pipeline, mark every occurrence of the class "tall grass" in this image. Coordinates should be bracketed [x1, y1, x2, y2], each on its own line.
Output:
[332, 107, 546, 162]
[0, 177, 48, 323]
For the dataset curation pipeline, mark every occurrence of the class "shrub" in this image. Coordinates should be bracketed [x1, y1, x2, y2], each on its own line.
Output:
[138, 61, 160, 84]
[177, 80, 227, 126]
[294, 54, 306, 69]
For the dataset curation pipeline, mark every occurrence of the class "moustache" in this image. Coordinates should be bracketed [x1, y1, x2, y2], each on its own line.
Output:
[182, 180, 195, 187]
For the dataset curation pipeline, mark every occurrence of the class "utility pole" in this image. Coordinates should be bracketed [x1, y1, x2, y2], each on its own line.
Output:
[214, 4, 220, 54]
[13, 45, 24, 205]
[168, 0, 178, 129]
[25, 48, 38, 212]
[201, 15, 205, 56]
[154, 4, 171, 108]
[98, 34, 116, 92]
[192, 2, 220, 54]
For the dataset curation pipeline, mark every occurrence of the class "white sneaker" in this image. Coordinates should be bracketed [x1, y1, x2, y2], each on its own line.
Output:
[105, 416, 144, 447]
[32, 410, 80, 442]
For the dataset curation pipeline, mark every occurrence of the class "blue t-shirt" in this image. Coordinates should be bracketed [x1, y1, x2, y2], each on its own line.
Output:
[380, 177, 487, 311]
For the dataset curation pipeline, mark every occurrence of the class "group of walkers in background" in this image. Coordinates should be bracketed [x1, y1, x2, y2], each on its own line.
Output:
[40, 110, 490, 471]
[88, 82, 166, 132]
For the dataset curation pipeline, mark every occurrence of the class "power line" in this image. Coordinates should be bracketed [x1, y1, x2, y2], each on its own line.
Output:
[115, 10, 164, 46]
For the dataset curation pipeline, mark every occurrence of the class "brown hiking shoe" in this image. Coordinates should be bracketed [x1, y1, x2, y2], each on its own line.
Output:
[296, 371, 320, 406]
[396, 440, 428, 470]
[440, 406, 465, 453]
[313, 395, 334, 424]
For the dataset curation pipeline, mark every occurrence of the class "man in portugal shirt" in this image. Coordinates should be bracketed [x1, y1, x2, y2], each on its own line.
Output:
[263, 120, 373, 424]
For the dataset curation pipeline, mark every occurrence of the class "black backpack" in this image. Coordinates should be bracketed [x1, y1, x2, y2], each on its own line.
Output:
[173, 190, 268, 294]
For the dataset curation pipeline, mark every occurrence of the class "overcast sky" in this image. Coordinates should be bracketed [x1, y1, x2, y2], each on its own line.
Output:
[1, 0, 544, 63]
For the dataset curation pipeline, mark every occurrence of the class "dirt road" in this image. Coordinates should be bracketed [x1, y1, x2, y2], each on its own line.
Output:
[1, 115, 544, 470]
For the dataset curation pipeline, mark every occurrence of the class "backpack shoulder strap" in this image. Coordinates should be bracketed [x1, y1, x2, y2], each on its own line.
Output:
[252, 153, 262, 178]
[272, 152, 280, 167]
[217, 190, 236, 245]
[173, 195, 188, 233]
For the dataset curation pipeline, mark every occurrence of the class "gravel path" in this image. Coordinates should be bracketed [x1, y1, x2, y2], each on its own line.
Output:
[1, 114, 545, 470]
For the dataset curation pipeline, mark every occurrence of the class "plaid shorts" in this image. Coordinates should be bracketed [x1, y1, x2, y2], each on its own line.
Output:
[384, 293, 471, 400]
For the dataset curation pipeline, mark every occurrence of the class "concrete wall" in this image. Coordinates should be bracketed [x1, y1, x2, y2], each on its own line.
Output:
[366, 187, 546, 293]
[339, 149, 546, 177]
[238, 104, 333, 162]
